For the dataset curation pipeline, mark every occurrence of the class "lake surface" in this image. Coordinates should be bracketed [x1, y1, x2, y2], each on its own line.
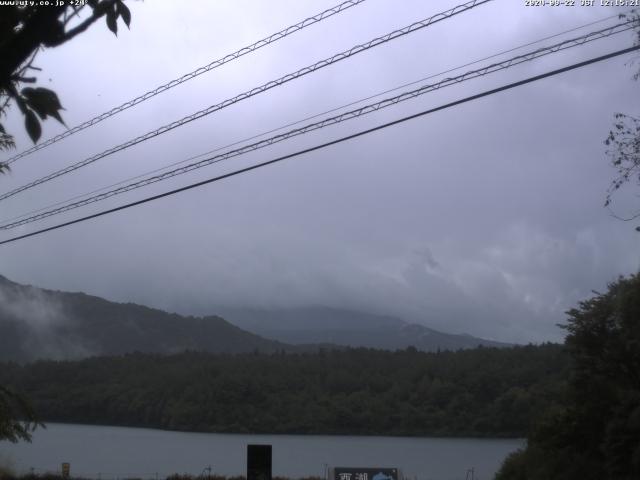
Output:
[0, 424, 523, 480]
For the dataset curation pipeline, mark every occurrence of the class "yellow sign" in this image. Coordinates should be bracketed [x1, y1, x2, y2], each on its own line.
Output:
[61, 463, 70, 478]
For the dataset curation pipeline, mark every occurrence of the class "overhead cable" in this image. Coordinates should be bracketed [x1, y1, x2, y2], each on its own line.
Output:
[2, 12, 624, 227]
[3, 0, 368, 165]
[0, 0, 493, 203]
[1, 44, 637, 246]
[0, 20, 633, 231]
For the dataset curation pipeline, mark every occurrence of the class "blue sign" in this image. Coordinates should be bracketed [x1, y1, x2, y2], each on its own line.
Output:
[334, 467, 399, 480]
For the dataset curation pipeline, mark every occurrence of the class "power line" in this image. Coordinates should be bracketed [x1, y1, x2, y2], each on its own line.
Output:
[1, 44, 637, 247]
[1, 13, 624, 228]
[3, 0, 368, 165]
[0, 0, 493, 203]
[1, 21, 633, 230]
[0, 20, 633, 230]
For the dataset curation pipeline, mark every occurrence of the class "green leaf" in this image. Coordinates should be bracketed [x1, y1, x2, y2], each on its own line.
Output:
[21, 87, 65, 125]
[106, 8, 118, 35]
[0, 122, 15, 152]
[24, 110, 41, 144]
[14, 95, 28, 115]
[117, 0, 131, 28]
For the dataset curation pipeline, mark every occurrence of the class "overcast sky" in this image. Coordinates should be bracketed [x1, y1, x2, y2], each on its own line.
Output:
[1, 0, 639, 343]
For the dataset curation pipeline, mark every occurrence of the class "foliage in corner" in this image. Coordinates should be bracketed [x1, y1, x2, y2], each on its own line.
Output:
[0, 0, 130, 444]
[605, 113, 640, 227]
[0, 385, 43, 443]
[495, 274, 640, 480]
[604, 10, 640, 228]
[0, 0, 132, 168]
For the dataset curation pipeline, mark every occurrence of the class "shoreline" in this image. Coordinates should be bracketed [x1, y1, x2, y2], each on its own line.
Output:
[29, 421, 527, 441]
[2, 424, 522, 480]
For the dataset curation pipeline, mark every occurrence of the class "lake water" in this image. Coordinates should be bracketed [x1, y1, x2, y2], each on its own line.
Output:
[0, 424, 523, 480]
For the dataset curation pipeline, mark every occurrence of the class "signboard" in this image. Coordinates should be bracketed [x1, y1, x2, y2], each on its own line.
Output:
[61, 463, 70, 479]
[247, 444, 272, 480]
[333, 467, 399, 480]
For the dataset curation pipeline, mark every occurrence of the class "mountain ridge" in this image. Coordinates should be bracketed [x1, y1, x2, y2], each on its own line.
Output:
[0, 275, 511, 362]
[0, 275, 290, 362]
[212, 305, 512, 351]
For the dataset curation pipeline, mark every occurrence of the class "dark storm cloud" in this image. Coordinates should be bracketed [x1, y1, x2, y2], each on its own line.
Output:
[1, 0, 639, 343]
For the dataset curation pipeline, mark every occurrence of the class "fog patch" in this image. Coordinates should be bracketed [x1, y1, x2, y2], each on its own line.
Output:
[0, 278, 95, 361]
[0, 281, 66, 329]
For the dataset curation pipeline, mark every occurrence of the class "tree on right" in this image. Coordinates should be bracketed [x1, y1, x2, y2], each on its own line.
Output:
[604, 11, 640, 229]
[495, 273, 640, 480]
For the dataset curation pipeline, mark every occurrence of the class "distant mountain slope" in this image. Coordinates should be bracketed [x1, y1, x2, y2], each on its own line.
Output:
[213, 306, 512, 351]
[0, 275, 289, 362]
[0, 275, 510, 362]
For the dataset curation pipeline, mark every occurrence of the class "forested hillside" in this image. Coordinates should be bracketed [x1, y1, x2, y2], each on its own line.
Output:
[0, 276, 509, 362]
[0, 275, 290, 361]
[0, 344, 568, 437]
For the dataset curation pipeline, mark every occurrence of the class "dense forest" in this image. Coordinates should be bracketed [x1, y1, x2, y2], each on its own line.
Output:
[0, 344, 567, 438]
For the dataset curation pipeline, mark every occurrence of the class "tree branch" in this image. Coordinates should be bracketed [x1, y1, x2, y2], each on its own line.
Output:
[11, 76, 37, 83]
[47, 1, 115, 47]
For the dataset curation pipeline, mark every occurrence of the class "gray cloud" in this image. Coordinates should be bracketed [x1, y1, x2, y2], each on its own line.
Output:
[1, 0, 639, 344]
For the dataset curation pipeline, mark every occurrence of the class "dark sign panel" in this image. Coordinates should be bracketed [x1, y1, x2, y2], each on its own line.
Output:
[334, 467, 399, 480]
[247, 444, 272, 480]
